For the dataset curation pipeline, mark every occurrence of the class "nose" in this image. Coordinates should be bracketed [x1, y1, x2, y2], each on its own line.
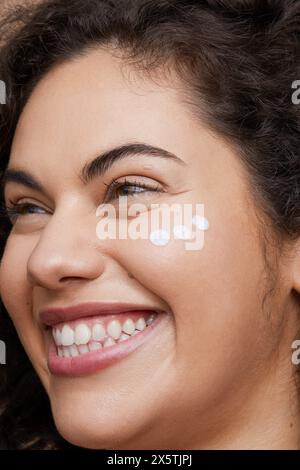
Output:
[27, 206, 106, 290]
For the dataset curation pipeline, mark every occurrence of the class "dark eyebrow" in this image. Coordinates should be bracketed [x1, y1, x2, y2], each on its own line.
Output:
[80, 142, 185, 184]
[0, 169, 45, 194]
[1, 142, 185, 193]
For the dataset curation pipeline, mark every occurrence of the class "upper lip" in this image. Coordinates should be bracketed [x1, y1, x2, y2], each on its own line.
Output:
[39, 302, 162, 327]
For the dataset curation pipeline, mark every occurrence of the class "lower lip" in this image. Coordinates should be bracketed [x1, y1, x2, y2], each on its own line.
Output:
[47, 313, 165, 377]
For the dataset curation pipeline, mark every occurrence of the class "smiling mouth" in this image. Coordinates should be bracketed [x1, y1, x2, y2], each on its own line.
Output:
[47, 310, 164, 376]
[52, 310, 156, 357]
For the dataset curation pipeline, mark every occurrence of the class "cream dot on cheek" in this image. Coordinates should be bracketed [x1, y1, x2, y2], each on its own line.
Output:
[192, 215, 210, 231]
[149, 229, 170, 246]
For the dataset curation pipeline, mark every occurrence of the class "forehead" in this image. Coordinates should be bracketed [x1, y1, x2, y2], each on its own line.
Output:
[10, 48, 194, 169]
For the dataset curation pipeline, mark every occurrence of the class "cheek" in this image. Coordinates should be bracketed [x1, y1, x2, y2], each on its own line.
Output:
[0, 235, 35, 341]
[109, 206, 270, 365]
[104, 211, 273, 413]
[109, 206, 264, 310]
[0, 236, 48, 385]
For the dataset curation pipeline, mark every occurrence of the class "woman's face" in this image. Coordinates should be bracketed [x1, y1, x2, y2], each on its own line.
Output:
[0, 48, 298, 449]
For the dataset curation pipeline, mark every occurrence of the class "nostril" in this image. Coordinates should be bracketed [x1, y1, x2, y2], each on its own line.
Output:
[59, 276, 84, 283]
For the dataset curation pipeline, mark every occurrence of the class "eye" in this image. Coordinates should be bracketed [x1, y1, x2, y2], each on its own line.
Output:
[103, 178, 163, 202]
[0, 201, 49, 225]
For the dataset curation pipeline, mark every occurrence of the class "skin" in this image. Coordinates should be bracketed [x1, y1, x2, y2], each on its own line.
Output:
[0, 47, 300, 449]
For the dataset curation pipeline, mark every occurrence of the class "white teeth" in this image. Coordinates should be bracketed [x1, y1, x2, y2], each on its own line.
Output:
[69, 344, 79, 357]
[56, 329, 62, 346]
[63, 346, 70, 358]
[122, 318, 135, 335]
[89, 341, 102, 351]
[135, 318, 146, 331]
[55, 314, 153, 356]
[107, 320, 122, 340]
[103, 337, 116, 348]
[88, 341, 102, 351]
[52, 328, 57, 342]
[119, 333, 130, 342]
[146, 314, 155, 325]
[78, 344, 89, 354]
[74, 323, 91, 345]
[92, 323, 106, 341]
[61, 325, 74, 346]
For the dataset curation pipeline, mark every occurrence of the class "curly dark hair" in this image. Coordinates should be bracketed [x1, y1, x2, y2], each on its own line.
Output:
[0, 0, 299, 449]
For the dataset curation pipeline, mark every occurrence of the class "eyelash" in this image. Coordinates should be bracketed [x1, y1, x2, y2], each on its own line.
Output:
[0, 201, 45, 225]
[103, 178, 162, 201]
[0, 178, 163, 223]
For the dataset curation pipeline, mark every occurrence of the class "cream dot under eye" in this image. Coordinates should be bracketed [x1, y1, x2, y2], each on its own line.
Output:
[150, 229, 170, 246]
[192, 215, 210, 231]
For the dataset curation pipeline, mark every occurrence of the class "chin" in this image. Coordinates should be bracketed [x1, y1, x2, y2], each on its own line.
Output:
[50, 395, 156, 450]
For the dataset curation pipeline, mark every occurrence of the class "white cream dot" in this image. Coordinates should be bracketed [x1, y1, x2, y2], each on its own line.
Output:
[192, 215, 209, 231]
[173, 225, 192, 240]
[150, 229, 170, 246]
